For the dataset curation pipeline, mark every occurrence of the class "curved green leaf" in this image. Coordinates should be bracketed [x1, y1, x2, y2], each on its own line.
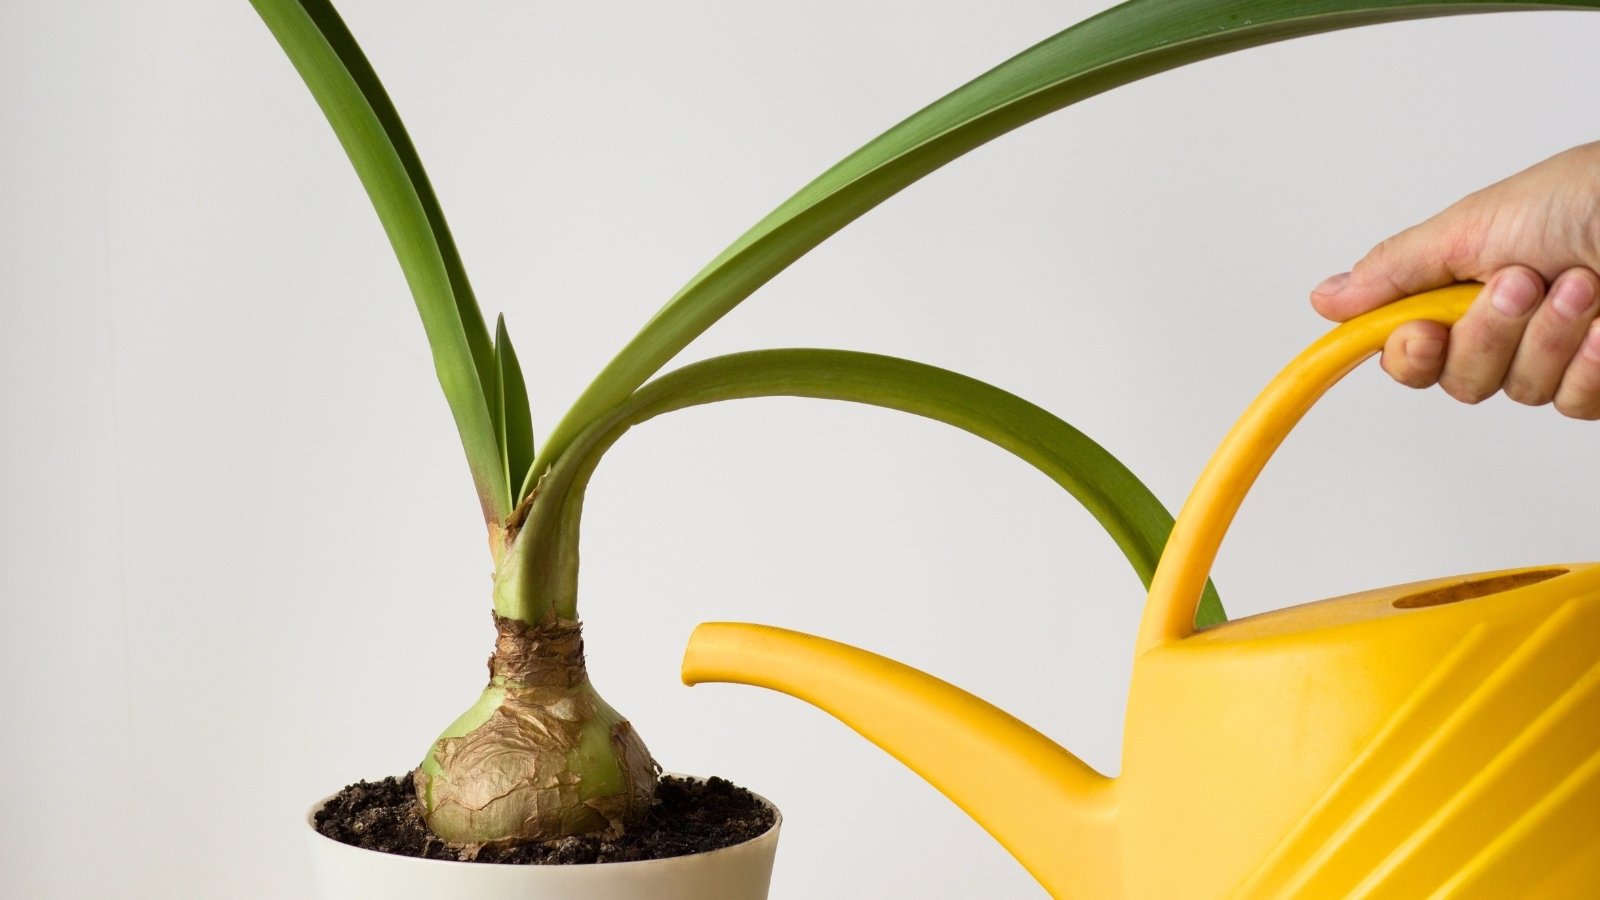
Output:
[531, 0, 1600, 487]
[501, 349, 1224, 627]
[495, 316, 535, 502]
[251, 0, 517, 521]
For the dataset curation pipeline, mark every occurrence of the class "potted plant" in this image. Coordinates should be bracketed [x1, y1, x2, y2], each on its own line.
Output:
[247, 0, 1593, 897]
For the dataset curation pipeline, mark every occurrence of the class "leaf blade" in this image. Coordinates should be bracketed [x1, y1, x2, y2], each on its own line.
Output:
[508, 349, 1224, 627]
[533, 0, 1600, 483]
[496, 316, 535, 500]
[251, 0, 512, 520]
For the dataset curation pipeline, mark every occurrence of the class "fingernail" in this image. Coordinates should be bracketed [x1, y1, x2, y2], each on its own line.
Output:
[1550, 273, 1597, 319]
[1583, 325, 1600, 362]
[1405, 337, 1444, 364]
[1314, 272, 1350, 296]
[1490, 270, 1540, 317]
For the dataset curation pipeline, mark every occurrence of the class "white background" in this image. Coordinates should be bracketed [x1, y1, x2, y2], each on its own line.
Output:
[3, 2, 1598, 897]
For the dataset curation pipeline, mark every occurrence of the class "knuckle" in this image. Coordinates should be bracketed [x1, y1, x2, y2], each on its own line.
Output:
[1359, 237, 1399, 273]
[1440, 221, 1484, 273]
[1398, 365, 1438, 389]
[1524, 306, 1581, 349]
[1531, 330, 1571, 357]
[1555, 396, 1600, 420]
[1381, 352, 1429, 388]
[1451, 317, 1496, 349]
[1503, 379, 1552, 407]
[1441, 377, 1493, 405]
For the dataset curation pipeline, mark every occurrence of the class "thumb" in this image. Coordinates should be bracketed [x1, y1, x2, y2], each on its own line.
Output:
[1311, 217, 1470, 322]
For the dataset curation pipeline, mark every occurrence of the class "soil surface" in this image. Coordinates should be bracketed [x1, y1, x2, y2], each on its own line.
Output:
[314, 772, 775, 864]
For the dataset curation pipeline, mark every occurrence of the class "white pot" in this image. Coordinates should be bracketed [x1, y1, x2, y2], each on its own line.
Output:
[305, 780, 781, 900]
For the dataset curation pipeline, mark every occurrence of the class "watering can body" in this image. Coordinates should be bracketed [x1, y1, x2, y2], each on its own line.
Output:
[684, 285, 1600, 898]
[1121, 563, 1600, 898]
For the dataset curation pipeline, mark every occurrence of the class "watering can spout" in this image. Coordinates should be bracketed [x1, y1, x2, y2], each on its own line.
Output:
[683, 622, 1123, 898]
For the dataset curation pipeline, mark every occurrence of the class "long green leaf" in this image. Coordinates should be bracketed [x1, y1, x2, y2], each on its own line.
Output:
[530, 0, 1600, 490]
[251, 0, 515, 521]
[496, 316, 535, 500]
[501, 349, 1224, 627]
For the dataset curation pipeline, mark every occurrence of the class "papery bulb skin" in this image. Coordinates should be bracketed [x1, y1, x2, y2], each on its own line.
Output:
[414, 615, 658, 846]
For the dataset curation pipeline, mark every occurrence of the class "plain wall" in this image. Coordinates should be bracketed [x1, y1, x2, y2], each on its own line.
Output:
[2, 2, 1597, 897]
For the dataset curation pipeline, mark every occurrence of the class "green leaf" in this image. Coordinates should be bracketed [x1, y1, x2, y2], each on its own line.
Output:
[251, 0, 512, 521]
[531, 0, 1600, 488]
[495, 316, 535, 500]
[489, 320, 507, 493]
[502, 349, 1224, 627]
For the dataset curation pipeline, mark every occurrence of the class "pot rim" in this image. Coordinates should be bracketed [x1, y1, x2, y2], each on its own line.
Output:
[306, 773, 782, 871]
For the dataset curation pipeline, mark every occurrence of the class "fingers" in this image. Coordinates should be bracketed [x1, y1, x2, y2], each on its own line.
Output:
[1504, 268, 1600, 406]
[1376, 264, 1600, 419]
[1312, 211, 1479, 322]
[1437, 267, 1544, 403]
[1380, 320, 1448, 388]
[1553, 324, 1600, 420]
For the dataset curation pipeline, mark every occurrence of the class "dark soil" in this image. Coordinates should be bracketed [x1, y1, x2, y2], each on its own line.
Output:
[314, 772, 776, 864]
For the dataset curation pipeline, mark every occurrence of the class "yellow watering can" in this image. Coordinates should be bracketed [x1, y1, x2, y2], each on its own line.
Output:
[681, 284, 1600, 899]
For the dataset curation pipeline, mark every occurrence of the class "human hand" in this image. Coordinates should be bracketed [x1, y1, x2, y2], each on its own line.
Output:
[1310, 141, 1600, 419]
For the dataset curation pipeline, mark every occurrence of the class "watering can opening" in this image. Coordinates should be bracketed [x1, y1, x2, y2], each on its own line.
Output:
[1180, 563, 1591, 647]
[1390, 567, 1569, 609]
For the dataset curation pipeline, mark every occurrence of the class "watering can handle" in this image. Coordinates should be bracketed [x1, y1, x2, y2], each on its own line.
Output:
[1134, 283, 1480, 653]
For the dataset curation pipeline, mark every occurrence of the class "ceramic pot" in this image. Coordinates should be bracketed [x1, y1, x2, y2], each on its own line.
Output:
[306, 780, 781, 900]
